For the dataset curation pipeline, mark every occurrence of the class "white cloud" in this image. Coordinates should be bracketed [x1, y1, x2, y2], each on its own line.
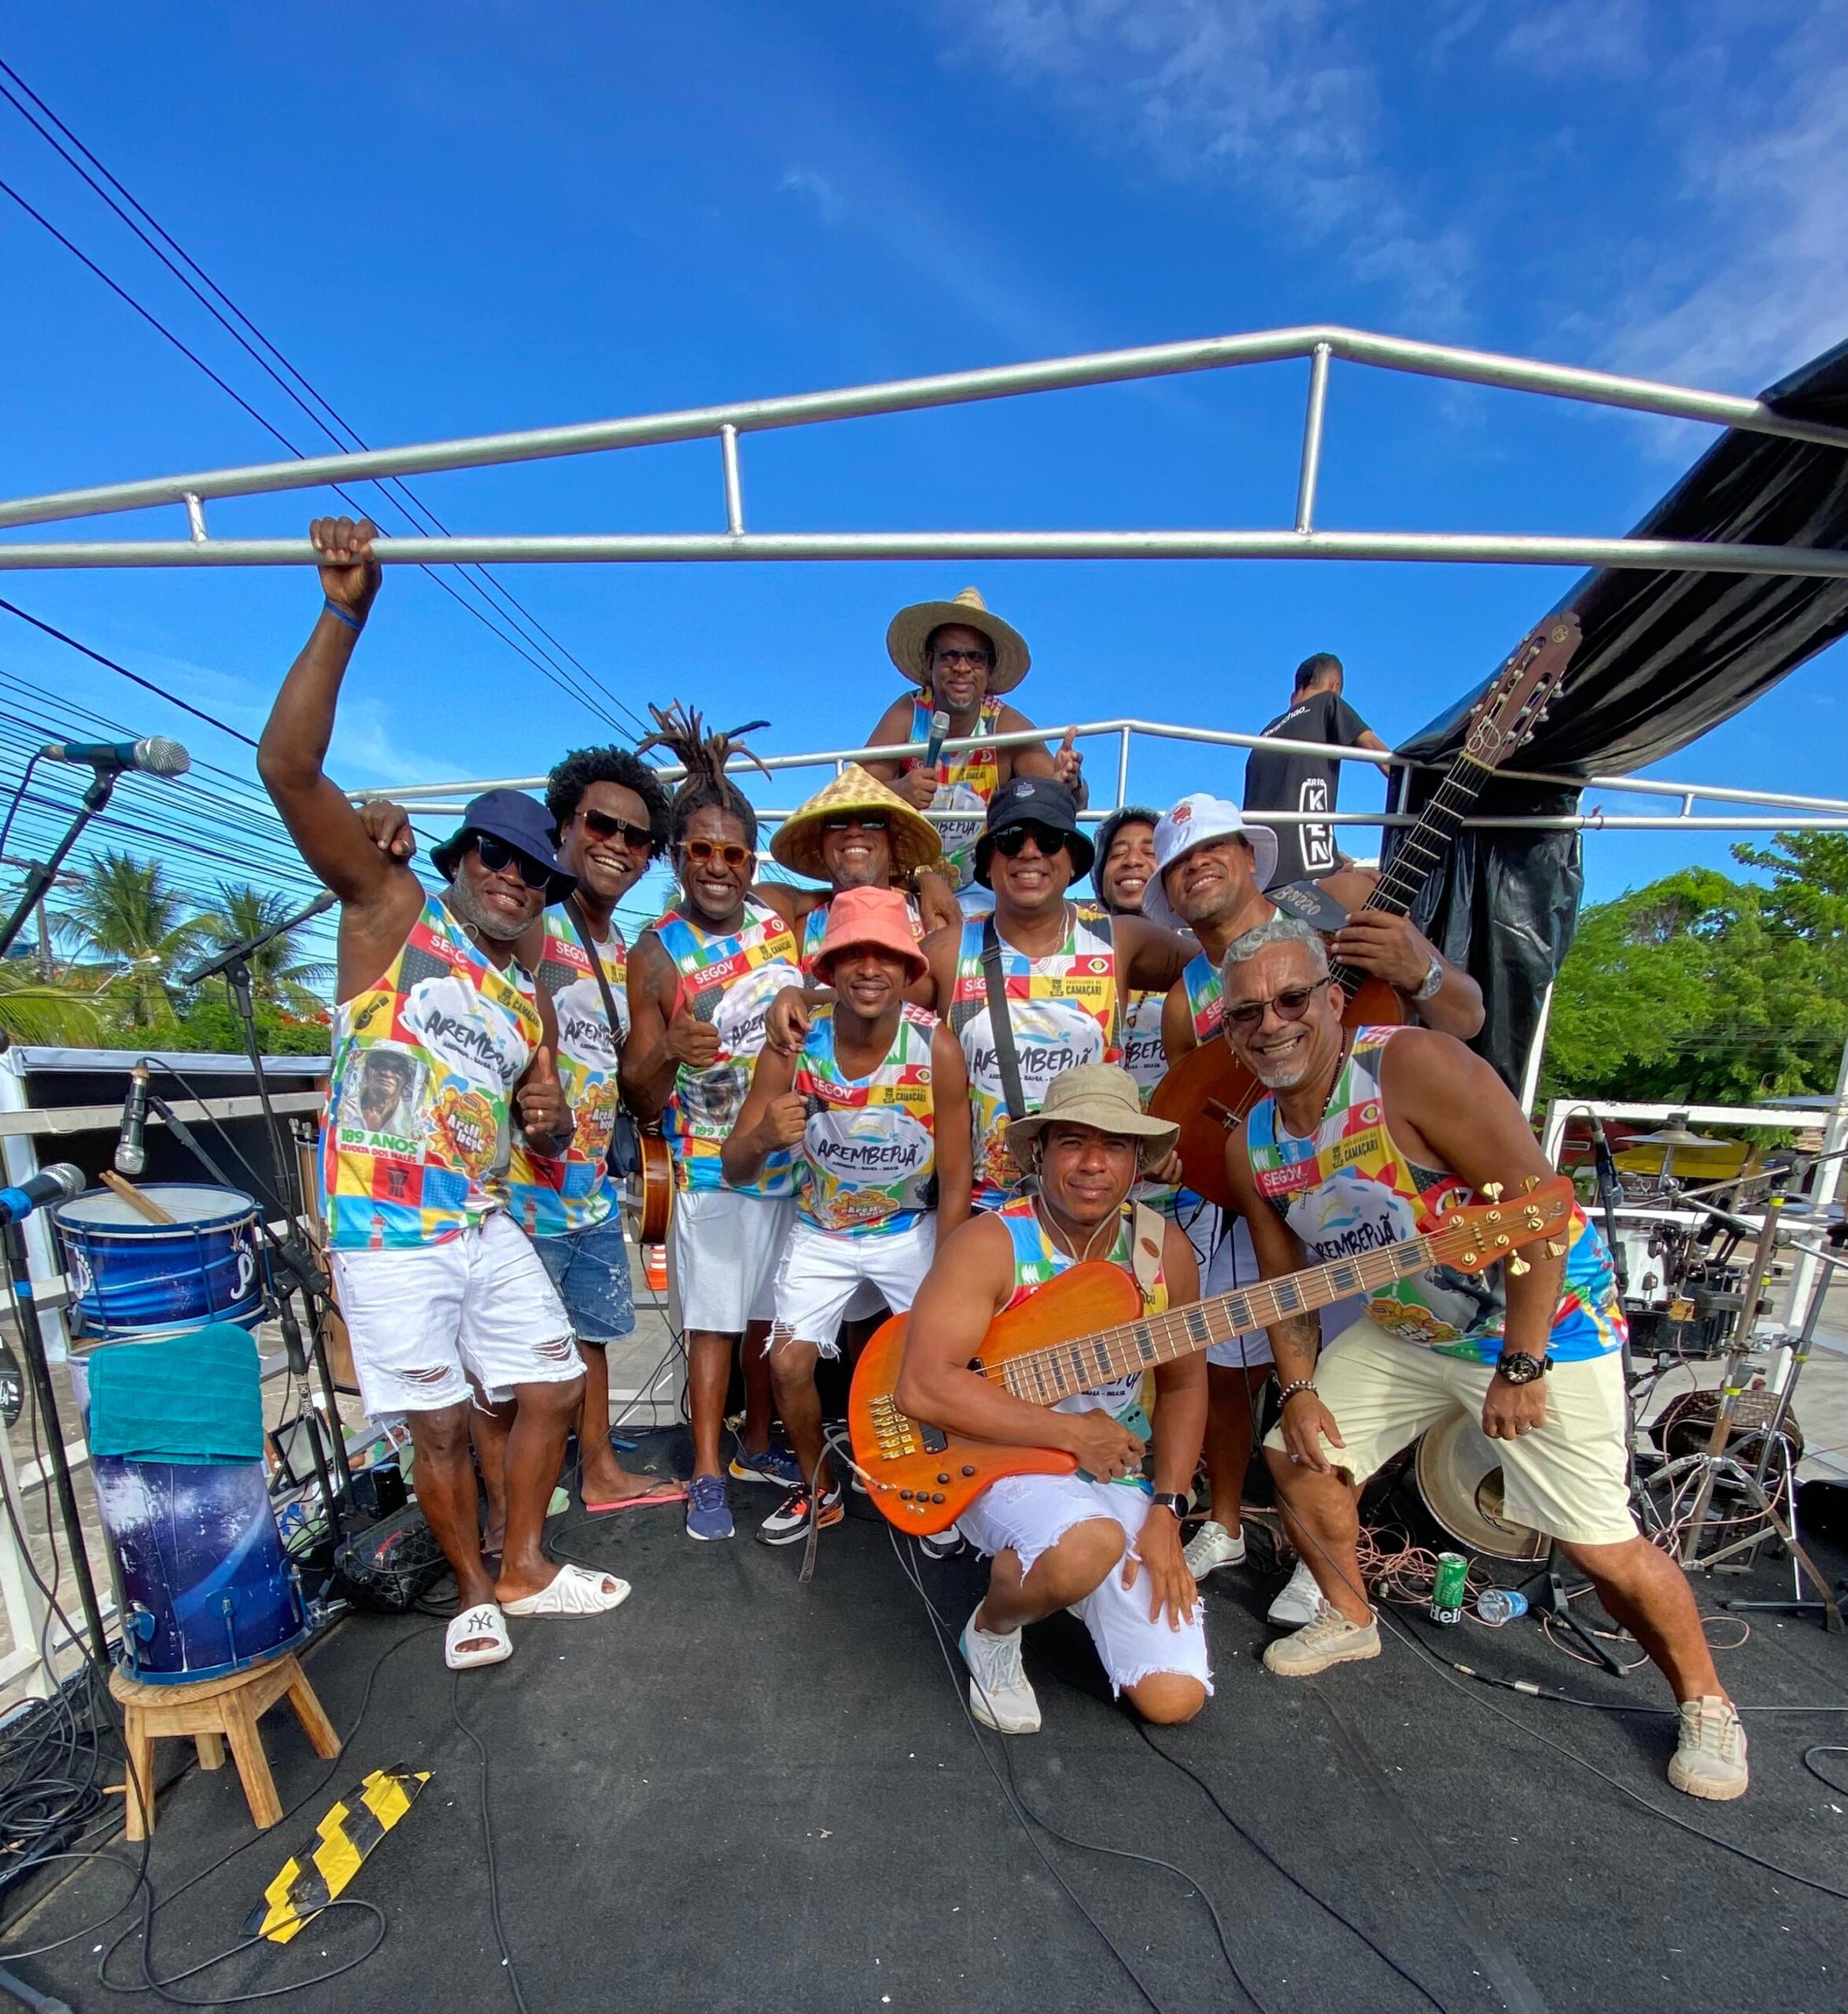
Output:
[780, 166, 845, 225]
[1498, 0, 1647, 79]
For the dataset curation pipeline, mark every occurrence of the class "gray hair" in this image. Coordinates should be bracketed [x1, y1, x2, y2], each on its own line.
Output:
[1220, 916, 1330, 990]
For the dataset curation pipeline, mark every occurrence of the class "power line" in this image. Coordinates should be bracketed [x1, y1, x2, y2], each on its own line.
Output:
[0, 60, 652, 743]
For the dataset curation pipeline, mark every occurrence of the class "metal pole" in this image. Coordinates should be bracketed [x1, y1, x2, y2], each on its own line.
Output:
[1784, 1025, 1848, 1323]
[720, 424, 744, 536]
[1294, 341, 1331, 534]
[1116, 727, 1131, 812]
[1518, 979, 1555, 1116]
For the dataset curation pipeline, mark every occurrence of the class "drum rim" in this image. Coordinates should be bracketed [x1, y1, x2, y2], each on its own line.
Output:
[54, 1185, 259, 1234]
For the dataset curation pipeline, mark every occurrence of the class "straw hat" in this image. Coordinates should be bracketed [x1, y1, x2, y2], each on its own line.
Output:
[1005, 1064, 1179, 1174]
[885, 586, 1031, 695]
[769, 764, 942, 882]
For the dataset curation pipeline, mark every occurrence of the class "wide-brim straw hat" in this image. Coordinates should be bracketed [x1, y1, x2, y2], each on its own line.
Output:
[885, 586, 1031, 695]
[1005, 1064, 1179, 1174]
[769, 764, 942, 881]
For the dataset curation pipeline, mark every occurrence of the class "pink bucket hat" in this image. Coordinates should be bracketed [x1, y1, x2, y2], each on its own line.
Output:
[812, 885, 928, 983]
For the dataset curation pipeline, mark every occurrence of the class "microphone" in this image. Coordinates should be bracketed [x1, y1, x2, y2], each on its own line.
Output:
[0, 1164, 83, 1227]
[924, 708, 952, 775]
[39, 736, 191, 778]
[115, 1064, 151, 1177]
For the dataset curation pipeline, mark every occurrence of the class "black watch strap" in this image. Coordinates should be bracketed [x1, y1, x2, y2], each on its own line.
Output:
[1149, 1492, 1189, 1519]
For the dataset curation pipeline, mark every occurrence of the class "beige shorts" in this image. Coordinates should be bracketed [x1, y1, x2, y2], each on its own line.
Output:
[1263, 1313, 1639, 1547]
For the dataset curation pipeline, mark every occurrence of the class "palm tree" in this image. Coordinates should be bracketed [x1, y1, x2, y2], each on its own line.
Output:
[53, 852, 212, 1033]
[0, 963, 101, 1046]
[199, 884, 334, 1016]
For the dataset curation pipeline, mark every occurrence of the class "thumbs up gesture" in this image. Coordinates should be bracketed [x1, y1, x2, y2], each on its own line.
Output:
[517, 1044, 570, 1144]
[664, 996, 721, 1070]
[1051, 727, 1084, 790]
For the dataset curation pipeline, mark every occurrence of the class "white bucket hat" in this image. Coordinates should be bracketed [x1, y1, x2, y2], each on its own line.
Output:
[1140, 793, 1279, 933]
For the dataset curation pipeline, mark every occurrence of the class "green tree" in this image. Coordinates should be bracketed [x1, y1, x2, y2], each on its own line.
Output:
[53, 853, 212, 1035]
[0, 963, 101, 1046]
[198, 883, 334, 1018]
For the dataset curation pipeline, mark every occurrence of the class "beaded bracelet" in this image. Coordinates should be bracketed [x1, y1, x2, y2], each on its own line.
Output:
[1275, 1379, 1318, 1409]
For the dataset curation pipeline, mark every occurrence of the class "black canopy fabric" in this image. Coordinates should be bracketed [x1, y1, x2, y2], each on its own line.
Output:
[1392, 336, 1848, 1087]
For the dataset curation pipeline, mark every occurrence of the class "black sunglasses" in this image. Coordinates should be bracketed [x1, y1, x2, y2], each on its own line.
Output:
[1223, 977, 1331, 1031]
[575, 808, 654, 849]
[992, 821, 1072, 859]
[473, 832, 552, 890]
[821, 813, 890, 834]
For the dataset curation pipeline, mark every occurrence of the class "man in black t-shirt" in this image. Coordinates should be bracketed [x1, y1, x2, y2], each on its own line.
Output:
[1241, 652, 1389, 887]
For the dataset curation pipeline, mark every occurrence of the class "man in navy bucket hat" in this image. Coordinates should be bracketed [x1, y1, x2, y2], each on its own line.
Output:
[260, 517, 630, 1676]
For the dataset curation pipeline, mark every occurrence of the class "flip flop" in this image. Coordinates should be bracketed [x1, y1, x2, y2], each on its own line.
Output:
[445, 1602, 512, 1671]
[502, 1563, 631, 1618]
[585, 1478, 687, 1515]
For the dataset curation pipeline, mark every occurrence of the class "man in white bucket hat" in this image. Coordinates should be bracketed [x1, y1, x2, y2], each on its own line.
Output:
[1146, 792, 1484, 1620]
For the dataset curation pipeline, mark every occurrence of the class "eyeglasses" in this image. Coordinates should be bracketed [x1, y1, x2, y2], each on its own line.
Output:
[931, 647, 993, 670]
[678, 838, 753, 870]
[1223, 977, 1332, 1031]
[992, 821, 1071, 860]
[575, 808, 653, 848]
[473, 832, 551, 890]
[821, 813, 889, 835]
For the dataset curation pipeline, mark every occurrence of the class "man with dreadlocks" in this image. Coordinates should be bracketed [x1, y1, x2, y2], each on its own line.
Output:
[624, 705, 809, 1541]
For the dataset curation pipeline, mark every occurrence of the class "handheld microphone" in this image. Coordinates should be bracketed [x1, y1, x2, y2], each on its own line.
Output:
[0, 1164, 83, 1228]
[39, 736, 191, 778]
[924, 708, 952, 775]
[115, 1064, 151, 1177]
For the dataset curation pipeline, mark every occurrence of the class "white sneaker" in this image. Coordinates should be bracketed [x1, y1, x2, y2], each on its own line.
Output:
[960, 1614, 1041, 1734]
[1262, 1602, 1381, 1677]
[1267, 1558, 1321, 1628]
[1183, 1519, 1246, 1579]
[1668, 1695, 1749, 1801]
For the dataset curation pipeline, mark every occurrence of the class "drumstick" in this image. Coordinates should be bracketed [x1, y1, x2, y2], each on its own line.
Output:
[101, 1170, 176, 1225]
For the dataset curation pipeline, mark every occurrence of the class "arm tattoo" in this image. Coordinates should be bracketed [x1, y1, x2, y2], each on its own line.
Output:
[1269, 1313, 1320, 1379]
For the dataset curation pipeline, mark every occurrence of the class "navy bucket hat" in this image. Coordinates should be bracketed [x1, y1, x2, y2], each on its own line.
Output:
[430, 788, 576, 906]
[972, 775, 1094, 889]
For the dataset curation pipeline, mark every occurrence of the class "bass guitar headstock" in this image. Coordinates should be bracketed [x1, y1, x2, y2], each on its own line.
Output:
[1429, 1174, 1576, 1275]
[1462, 613, 1582, 769]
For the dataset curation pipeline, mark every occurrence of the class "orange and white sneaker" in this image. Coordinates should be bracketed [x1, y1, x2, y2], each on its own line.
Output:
[758, 1483, 844, 1547]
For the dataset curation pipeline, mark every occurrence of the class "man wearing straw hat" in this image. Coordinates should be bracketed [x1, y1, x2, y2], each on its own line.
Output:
[764, 763, 961, 971]
[896, 1065, 1209, 1733]
[861, 587, 1086, 899]
[724, 887, 973, 1547]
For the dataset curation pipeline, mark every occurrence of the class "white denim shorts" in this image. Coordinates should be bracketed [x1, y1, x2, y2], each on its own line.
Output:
[957, 1474, 1213, 1699]
[769, 1217, 936, 1356]
[328, 1212, 582, 1419]
[668, 1189, 797, 1334]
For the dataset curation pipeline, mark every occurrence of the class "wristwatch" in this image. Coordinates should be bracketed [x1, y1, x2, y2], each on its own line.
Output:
[1148, 1492, 1190, 1520]
[1413, 950, 1445, 1002]
[1494, 1351, 1553, 1385]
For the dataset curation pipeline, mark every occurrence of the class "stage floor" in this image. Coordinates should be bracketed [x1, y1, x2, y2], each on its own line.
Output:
[8, 1429, 1848, 2014]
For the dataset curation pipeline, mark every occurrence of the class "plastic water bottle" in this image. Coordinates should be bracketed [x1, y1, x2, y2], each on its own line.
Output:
[1476, 1587, 1529, 1625]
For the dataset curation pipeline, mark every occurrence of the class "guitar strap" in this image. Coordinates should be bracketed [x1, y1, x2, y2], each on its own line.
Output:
[979, 917, 1028, 1123]
[1129, 1202, 1165, 1308]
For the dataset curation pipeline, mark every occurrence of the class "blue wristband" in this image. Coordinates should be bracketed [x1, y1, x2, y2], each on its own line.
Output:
[323, 599, 363, 633]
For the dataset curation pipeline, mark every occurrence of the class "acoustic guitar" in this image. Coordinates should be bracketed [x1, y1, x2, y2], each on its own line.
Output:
[621, 1129, 675, 1247]
[1152, 614, 1583, 1207]
[850, 1176, 1574, 1533]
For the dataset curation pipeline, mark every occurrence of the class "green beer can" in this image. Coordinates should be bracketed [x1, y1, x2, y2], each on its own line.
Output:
[1430, 1551, 1467, 1626]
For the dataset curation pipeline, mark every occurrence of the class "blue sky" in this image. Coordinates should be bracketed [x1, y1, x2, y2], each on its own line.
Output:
[1, 0, 1843, 938]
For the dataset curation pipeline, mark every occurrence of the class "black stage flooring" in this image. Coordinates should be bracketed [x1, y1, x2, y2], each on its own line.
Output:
[9, 1433, 1848, 2014]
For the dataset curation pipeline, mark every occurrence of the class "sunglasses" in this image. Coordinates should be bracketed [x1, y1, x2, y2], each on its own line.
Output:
[821, 813, 889, 835]
[678, 838, 754, 870]
[575, 808, 654, 848]
[932, 647, 993, 670]
[472, 832, 553, 890]
[992, 821, 1072, 860]
[1223, 977, 1332, 1031]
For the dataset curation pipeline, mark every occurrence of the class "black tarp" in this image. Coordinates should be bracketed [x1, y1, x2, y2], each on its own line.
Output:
[1393, 336, 1848, 1086]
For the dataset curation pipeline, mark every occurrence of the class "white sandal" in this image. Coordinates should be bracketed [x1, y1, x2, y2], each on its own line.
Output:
[445, 1602, 512, 1670]
[501, 1563, 631, 1617]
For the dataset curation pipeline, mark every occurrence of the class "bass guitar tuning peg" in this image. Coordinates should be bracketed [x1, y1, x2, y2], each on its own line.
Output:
[1507, 1254, 1531, 1276]
[1480, 1182, 1504, 1202]
[1545, 1240, 1567, 1258]
[1521, 1175, 1540, 1193]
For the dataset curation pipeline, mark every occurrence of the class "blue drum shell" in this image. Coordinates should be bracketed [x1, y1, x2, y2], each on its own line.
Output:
[53, 1186, 263, 1341]
[92, 1455, 307, 1683]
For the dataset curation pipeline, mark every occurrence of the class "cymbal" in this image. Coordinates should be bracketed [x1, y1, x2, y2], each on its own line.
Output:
[1632, 1122, 1727, 1149]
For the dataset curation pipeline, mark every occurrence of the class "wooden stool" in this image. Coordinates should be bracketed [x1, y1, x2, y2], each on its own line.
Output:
[109, 1650, 341, 1839]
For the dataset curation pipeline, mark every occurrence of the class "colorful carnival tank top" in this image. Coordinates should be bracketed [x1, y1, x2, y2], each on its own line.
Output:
[651, 897, 803, 1197]
[799, 891, 924, 980]
[901, 694, 1003, 892]
[1245, 1027, 1625, 1363]
[949, 909, 1119, 1211]
[1117, 986, 1179, 1213]
[791, 1003, 939, 1234]
[323, 894, 542, 1250]
[500, 909, 626, 1238]
[1181, 949, 1223, 1044]
[998, 1198, 1165, 1488]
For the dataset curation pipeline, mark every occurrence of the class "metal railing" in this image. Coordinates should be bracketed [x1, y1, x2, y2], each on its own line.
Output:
[2, 323, 1846, 575]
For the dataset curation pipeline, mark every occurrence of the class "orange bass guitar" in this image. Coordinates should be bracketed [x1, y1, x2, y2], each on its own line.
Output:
[1153, 614, 1584, 1208]
[850, 1178, 1575, 1533]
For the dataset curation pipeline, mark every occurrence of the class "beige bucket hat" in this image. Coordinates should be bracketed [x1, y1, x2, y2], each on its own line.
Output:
[1005, 1064, 1179, 1173]
[769, 762, 942, 882]
[885, 585, 1031, 695]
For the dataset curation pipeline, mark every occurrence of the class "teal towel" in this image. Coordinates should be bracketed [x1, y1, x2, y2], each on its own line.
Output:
[86, 1322, 264, 1466]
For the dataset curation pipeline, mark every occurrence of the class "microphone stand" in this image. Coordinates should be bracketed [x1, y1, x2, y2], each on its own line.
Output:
[0, 772, 116, 960]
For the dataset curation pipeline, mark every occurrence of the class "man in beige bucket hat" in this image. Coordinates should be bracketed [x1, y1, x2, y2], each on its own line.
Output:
[897, 1064, 1211, 1735]
[861, 587, 1086, 896]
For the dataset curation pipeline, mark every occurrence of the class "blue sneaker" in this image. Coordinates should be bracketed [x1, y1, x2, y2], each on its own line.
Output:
[728, 1444, 803, 1489]
[685, 1474, 734, 1542]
